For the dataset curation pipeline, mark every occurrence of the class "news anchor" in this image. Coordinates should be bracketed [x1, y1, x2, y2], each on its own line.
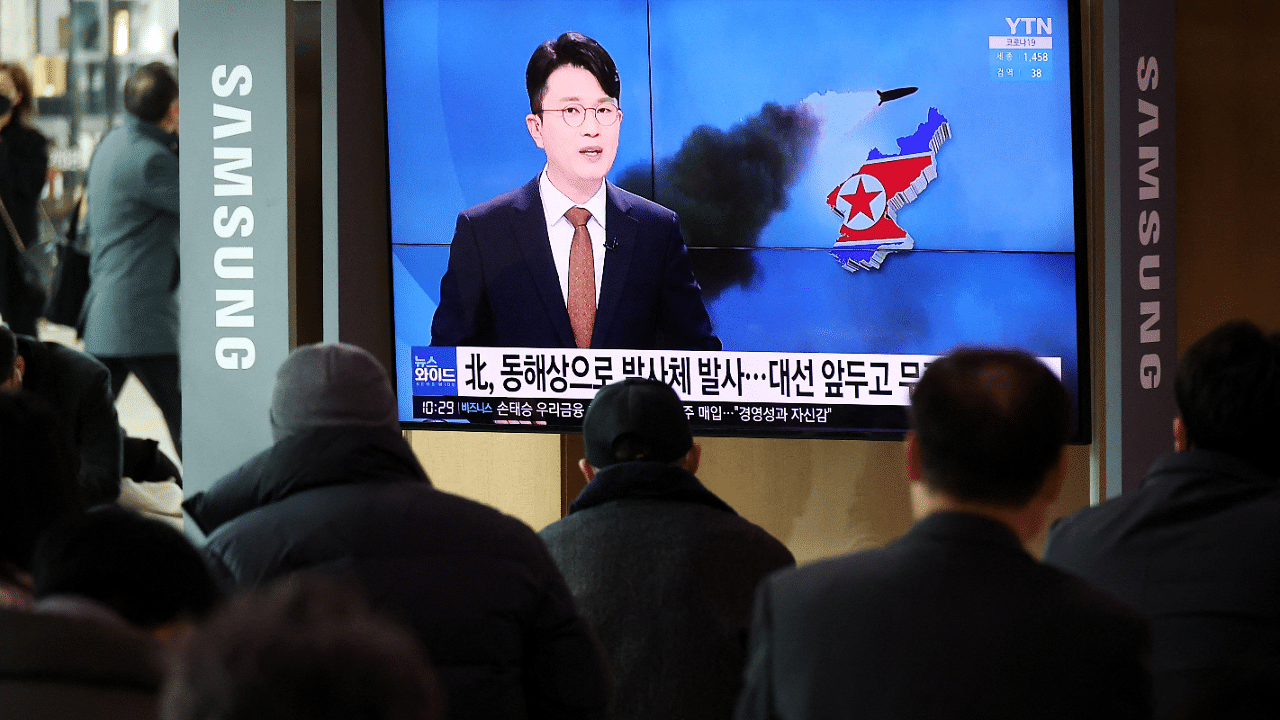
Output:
[430, 32, 721, 351]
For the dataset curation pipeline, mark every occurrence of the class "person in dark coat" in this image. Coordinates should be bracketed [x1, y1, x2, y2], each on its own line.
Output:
[1044, 320, 1280, 719]
[184, 342, 608, 720]
[0, 61, 49, 337]
[0, 607, 165, 720]
[0, 390, 83, 608]
[736, 349, 1153, 720]
[0, 507, 219, 720]
[0, 325, 123, 506]
[0, 395, 157, 718]
[540, 378, 793, 720]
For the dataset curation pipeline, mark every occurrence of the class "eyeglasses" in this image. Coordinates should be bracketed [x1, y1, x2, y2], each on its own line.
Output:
[540, 103, 621, 127]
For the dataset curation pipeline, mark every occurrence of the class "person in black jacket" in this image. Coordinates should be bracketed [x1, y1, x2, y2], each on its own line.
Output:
[0, 61, 49, 337]
[540, 378, 793, 720]
[0, 390, 82, 608]
[0, 325, 122, 506]
[184, 342, 608, 720]
[1044, 320, 1280, 719]
[736, 348, 1152, 720]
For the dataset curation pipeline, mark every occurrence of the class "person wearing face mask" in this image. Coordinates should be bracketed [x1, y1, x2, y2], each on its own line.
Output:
[0, 62, 50, 337]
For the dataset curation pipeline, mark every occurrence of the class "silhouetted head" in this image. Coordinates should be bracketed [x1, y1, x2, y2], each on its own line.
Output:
[162, 574, 443, 720]
[910, 348, 1071, 507]
[582, 378, 693, 468]
[33, 506, 221, 630]
[124, 61, 178, 123]
[1174, 319, 1280, 474]
[0, 61, 36, 127]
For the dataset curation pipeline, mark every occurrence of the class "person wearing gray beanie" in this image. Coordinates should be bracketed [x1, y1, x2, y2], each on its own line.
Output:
[183, 342, 608, 720]
[268, 342, 400, 442]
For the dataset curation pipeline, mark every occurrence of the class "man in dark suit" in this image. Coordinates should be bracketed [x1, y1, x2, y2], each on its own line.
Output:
[736, 348, 1152, 720]
[430, 32, 719, 351]
[1044, 320, 1280, 719]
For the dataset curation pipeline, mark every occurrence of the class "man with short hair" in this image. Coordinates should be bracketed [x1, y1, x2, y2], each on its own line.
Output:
[0, 325, 122, 506]
[163, 575, 443, 720]
[736, 348, 1152, 720]
[33, 506, 220, 637]
[430, 32, 719, 350]
[83, 61, 181, 458]
[185, 342, 608, 720]
[540, 378, 793, 720]
[1045, 319, 1280, 719]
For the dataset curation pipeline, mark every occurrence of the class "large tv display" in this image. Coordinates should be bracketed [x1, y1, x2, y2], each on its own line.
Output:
[383, 0, 1088, 439]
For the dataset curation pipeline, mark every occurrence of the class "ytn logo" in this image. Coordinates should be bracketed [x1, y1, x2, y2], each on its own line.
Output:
[1005, 17, 1053, 35]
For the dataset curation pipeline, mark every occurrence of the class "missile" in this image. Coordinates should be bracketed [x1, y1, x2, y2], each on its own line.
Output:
[876, 87, 918, 105]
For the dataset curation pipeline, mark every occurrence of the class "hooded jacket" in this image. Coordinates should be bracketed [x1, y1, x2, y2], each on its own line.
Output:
[185, 426, 608, 720]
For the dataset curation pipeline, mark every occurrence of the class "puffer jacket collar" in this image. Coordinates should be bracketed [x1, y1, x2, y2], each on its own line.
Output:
[183, 425, 429, 536]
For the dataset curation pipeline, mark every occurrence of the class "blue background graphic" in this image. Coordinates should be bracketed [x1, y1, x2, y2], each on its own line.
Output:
[383, 0, 1083, 424]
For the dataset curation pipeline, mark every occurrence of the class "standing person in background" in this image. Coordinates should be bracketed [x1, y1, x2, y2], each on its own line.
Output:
[83, 62, 182, 458]
[0, 61, 49, 337]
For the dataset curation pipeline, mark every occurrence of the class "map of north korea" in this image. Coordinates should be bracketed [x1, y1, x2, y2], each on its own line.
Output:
[827, 108, 951, 271]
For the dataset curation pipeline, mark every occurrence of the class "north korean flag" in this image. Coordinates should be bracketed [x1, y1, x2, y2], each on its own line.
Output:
[827, 152, 936, 247]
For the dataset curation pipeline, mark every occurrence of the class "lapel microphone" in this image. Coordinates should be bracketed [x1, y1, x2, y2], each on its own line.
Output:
[604, 237, 619, 252]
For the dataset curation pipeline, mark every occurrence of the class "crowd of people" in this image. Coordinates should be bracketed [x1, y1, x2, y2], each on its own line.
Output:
[0, 316, 1275, 719]
[0, 48, 1277, 720]
[0, 57, 181, 464]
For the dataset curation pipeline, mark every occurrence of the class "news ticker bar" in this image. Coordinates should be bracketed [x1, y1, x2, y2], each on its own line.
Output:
[411, 394, 915, 430]
[410, 347, 1062, 409]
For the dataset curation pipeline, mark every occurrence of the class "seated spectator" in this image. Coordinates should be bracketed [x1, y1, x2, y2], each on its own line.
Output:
[0, 324, 123, 506]
[32, 505, 221, 643]
[0, 601, 165, 719]
[184, 342, 608, 720]
[0, 390, 82, 607]
[1045, 319, 1280, 718]
[540, 378, 794, 720]
[0, 392, 158, 719]
[162, 574, 443, 720]
[736, 348, 1152, 720]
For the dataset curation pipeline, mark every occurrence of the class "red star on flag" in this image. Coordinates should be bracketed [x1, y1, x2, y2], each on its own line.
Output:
[841, 178, 881, 223]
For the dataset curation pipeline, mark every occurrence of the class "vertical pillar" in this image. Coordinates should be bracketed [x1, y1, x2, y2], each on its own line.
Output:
[179, 0, 296, 498]
[319, 0, 392, 369]
[1104, 0, 1178, 497]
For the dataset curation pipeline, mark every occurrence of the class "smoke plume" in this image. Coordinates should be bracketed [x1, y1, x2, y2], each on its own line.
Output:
[616, 102, 820, 300]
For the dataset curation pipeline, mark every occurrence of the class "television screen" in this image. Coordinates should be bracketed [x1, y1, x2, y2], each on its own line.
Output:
[383, 0, 1088, 439]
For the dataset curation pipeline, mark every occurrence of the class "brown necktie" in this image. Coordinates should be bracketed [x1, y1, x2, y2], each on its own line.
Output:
[565, 207, 595, 348]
